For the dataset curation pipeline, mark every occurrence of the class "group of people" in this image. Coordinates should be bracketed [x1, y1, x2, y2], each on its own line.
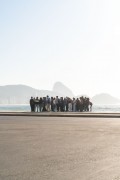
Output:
[30, 95, 93, 112]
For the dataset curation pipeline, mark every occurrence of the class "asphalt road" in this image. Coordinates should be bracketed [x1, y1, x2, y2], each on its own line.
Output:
[0, 116, 120, 180]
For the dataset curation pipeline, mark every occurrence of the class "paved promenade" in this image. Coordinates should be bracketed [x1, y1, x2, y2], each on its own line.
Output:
[0, 115, 120, 180]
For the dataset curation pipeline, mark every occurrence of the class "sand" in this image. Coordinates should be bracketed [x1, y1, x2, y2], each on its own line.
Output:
[0, 116, 120, 180]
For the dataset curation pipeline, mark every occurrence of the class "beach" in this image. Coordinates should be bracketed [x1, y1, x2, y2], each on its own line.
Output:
[0, 115, 120, 180]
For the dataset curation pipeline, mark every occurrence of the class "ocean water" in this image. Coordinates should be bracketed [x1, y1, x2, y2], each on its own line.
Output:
[0, 105, 30, 112]
[92, 104, 120, 113]
[0, 104, 120, 112]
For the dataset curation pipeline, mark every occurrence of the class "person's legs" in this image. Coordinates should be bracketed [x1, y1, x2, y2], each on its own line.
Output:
[70, 103, 72, 111]
[46, 104, 50, 112]
[73, 104, 76, 112]
[36, 104, 39, 112]
[57, 104, 59, 111]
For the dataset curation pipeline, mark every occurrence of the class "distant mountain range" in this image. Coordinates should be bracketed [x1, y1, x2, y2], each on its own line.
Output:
[0, 82, 74, 104]
[92, 93, 120, 105]
[0, 82, 120, 104]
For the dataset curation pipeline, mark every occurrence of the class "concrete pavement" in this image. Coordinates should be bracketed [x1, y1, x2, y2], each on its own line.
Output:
[0, 116, 120, 179]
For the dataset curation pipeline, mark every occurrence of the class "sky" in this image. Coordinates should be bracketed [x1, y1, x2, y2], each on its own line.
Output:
[0, 0, 120, 98]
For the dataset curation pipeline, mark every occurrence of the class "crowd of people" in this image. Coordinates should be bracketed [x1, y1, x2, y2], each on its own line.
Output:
[30, 95, 93, 112]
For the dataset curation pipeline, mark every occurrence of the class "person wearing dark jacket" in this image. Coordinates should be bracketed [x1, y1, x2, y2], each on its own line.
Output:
[39, 97, 43, 112]
[60, 97, 64, 112]
[30, 97, 34, 112]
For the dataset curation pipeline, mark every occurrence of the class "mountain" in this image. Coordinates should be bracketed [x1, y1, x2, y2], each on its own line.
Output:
[0, 85, 56, 104]
[92, 93, 120, 104]
[0, 85, 47, 104]
[0, 83, 120, 104]
[53, 82, 74, 97]
[0, 82, 74, 104]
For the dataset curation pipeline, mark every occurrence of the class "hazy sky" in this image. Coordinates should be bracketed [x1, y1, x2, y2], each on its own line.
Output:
[0, 0, 120, 97]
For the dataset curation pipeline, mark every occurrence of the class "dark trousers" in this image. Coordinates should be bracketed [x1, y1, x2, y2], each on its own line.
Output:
[56, 104, 59, 111]
[30, 104, 34, 112]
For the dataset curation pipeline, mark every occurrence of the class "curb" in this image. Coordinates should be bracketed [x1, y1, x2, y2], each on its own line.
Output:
[0, 112, 120, 118]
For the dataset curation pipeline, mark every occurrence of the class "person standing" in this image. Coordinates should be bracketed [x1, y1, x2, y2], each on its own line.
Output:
[60, 97, 64, 112]
[68, 98, 72, 112]
[39, 97, 43, 112]
[55, 96, 59, 112]
[80, 97, 84, 112]
[35, 97, 39, 112]
[51, 97, 54, 111]
[53, 97, 56, 112]
[42, 97, 47, 111]
[89, 101, 93, 111]
[30, 97, 34, 112]
[76, 98, 80, 112]
[46, 95, 51, 112]
[72, 98, 76, 112]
